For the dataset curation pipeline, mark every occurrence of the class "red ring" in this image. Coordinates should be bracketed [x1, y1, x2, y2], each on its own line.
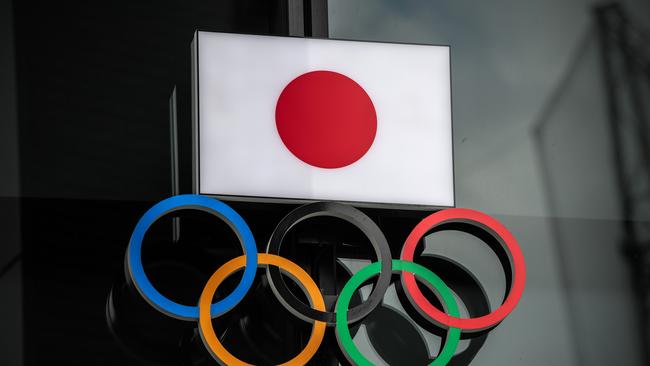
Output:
[400, 208, 526, 331]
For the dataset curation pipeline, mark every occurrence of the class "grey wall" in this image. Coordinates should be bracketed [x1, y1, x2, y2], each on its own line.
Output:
[328, 0, 650, 365]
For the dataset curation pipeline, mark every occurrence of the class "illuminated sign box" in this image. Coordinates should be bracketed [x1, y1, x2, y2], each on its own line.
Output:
[192, 31, 454, 209]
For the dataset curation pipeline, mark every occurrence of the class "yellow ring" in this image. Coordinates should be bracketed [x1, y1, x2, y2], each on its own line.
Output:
[198, 254, 326, 365]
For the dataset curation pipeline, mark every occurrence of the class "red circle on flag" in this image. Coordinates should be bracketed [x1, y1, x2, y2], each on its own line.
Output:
[275, 70, 377, 169]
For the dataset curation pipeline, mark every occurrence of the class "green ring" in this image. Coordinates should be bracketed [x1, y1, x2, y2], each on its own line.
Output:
[335, 259, 461, 366]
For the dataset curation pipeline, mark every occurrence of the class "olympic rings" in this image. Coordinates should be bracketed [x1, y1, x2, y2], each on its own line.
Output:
[400, 208, 526, 332]
[266, 201, 392, 325]
[335, 260, 461, 366]
[198, 254, 326, 366]
[124, 196, 526, 365]
[126, 194, 258, 320]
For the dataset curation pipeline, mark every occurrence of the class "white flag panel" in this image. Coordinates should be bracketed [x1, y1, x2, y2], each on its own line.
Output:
[193, 31, 454, 208]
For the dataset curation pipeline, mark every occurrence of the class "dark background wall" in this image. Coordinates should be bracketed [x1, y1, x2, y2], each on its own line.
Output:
[0, 0, 19, 198]
[0, 0, 22, 364]
[13, 0, 291, 201]
[3, 2, 296, 365]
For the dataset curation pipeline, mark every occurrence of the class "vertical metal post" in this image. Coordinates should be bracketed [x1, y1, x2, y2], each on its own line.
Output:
[595, 6, 635, 242]
[595, 4, 650, 362]
[287, 0, 305, 36]
[169, 86, 180, 243]
[618, 15, 650, 363]
[285, 0, 328, 38]
[304, 0, 329, 38]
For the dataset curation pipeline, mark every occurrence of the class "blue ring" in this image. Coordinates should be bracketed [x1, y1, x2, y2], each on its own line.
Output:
[126, 194, 258, 320]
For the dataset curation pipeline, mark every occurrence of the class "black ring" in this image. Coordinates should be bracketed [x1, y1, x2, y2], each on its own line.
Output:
[265, 201, 392, 325]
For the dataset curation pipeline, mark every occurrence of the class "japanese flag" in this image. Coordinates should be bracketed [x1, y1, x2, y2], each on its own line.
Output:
[192, 31, 454, 208]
